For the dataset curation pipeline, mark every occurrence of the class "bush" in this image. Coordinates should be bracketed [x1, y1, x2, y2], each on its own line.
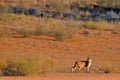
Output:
[35, 26, 49, 36]
[54, 28, 74, 41]
[54, 26, 77, 41]
[10, 6, 25, 14]
[84, 21, 97, 29]
[55, 30, 67, 41]
[2, 59, 29, 76]
[25, 7, 42, 17]
[17, 28, 32, 37]
[2, 55, 56, 76]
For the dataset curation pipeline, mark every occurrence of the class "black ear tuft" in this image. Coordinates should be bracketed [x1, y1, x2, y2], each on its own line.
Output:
[87, 56, 90, 60]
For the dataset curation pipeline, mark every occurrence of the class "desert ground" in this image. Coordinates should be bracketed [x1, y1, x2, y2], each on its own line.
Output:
[0, 73, 120, 80]
[0, 30, 120, 80]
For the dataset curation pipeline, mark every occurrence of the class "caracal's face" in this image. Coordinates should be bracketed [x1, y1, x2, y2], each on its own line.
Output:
[71, 67, 77, 72]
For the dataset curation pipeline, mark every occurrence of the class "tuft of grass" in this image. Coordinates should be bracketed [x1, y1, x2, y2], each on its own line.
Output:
[17, 28, 32, 37]
[2, 55, 56, 76]
[55, 29, 67, 41]
[83, 21, 97, 29]
[35, 26, 49, 36]
[54, 27, 74, 41]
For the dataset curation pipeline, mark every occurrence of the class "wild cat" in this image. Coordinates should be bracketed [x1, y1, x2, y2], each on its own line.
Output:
[71, 57, 92, 72]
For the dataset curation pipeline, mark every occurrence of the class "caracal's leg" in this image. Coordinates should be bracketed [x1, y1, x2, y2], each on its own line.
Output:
[86, 67, 90, 73]
[78, 66, 82, 72]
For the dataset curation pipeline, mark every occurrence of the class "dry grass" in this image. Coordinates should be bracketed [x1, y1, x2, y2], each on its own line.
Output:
[0, 12, 82, 40]
[0, 0, 97, 12]
[83, 21, 97, 29]
[1, 55, 56, 76]
[0, 12, 119, 40]
[101, 63, 120, 73]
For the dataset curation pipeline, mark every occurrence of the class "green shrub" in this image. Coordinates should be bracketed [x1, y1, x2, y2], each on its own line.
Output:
[2, 55, 56, 76]
[54, 27, 73, 41]
[2, 59, 29, 76]
[54, 27, 75, 41]
[35, 26, 49, 36]
[55, 30, 67, 41]
[84, 21, 97, 29]
[17, 28, 31, 37]
[10, 6, 25, 14]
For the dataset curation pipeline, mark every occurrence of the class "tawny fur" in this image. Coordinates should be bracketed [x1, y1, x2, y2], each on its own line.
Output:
[71, 57, 92, 72]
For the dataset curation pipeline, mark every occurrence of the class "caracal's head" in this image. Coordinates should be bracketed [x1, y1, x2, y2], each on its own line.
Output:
[87, 56, 92, 62]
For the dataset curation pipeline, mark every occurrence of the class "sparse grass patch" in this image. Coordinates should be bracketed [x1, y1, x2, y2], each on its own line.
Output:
[90, 65, 100, 73]
[49, 0, 70, 12]
[104, 64, 119, 73]
[0, 29, 11, 38]
[99, 63, 120, 73]
[96, 21, 116, 30]
[0, 12, 17, 23]
[0, 32, 11, 38]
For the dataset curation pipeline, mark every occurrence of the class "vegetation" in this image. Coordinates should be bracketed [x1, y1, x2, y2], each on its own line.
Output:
[17, 28, 32, 37]
[0, 0, 119, 76]
[0, 0, 120, 12]
[35, 26, 49, 36]
[0, 31, 11, 38]
[0, 11, 119, 40]
[48, 0, 70, 12]
[0, 59, 6, 70]
[55, 28, 68, 41]
[2, 55, 56, 76]
[83, 21, 97, 29]
[103, 63, 120, 73]
[98, 0, 120, 8]
[76, 0, 97, 7]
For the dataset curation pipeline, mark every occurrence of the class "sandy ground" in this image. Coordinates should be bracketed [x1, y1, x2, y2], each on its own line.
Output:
[0, 73, 120, 80]
[0, 30, 120, 80]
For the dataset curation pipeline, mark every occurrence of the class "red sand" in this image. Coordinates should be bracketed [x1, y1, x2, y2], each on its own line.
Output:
[0, 30, 120, 80]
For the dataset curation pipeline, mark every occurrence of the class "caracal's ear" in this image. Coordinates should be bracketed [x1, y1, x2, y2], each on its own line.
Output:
[87, 56, 90, 60]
